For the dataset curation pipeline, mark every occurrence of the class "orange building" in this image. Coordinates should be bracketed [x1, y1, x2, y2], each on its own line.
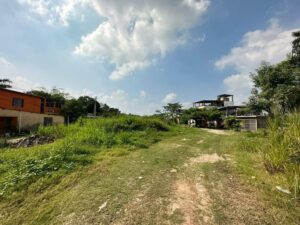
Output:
[0, 89, 64, 135]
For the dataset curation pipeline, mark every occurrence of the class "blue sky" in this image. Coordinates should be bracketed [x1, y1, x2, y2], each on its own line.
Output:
[0, 0, 299, 114]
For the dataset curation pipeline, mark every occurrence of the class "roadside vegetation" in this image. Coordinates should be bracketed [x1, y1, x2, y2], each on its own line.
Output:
[0, 30, 299, 225]
[0, 116, 173, 200]
[1, 123, 299, 224]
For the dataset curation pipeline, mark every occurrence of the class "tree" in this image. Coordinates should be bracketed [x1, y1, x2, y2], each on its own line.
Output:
[27, 88, 121, 122]
[62, 99, 86, 123]
[247, 88, 270, 114]
[163, 103, 183, 122]
[77, 96, 100, 115]
[180, 107, 222, 126]
[248, 31, 300, 114]
[27, 88, 68, 105]
[291, 30, 300, 67]
[0, 78, 12, 89]
[98, 103, 121, 117]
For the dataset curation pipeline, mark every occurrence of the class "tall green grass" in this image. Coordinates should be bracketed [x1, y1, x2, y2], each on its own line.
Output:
[0, 116, 171, 198]
[262, 113, 300, 197]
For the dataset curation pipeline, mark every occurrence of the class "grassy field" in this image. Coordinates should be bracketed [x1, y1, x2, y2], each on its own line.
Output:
[0, 117, 299, 224]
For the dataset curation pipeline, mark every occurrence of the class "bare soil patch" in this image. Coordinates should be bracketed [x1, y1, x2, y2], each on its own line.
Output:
[170, 179, 214, 225]
[189, 153, 226, 164]
[201, 128, 230, 135]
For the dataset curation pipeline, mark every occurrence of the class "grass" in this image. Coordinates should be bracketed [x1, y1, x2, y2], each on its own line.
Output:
[0, 115, 173, 199]
[0, 117, 299, 224]
[260, 113, 300, 197]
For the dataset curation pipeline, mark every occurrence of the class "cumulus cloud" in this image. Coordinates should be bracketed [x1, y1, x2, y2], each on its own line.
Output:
[223, 74, 252, 104]
[74, 0, 210, 79]
[18, 0, 89, 26]
[162, 92, 177, 103]
[19, 0, 210, 79]
[216, 19, 299, 103]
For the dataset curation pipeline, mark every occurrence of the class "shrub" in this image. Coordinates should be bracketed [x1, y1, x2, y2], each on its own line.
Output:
[224, 116, 241, 131]
[262, 113, 300, 197]
[0, 138, 7, 148]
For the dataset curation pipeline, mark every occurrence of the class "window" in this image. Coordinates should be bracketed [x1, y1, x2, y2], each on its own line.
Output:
[12, 98, 24, 108]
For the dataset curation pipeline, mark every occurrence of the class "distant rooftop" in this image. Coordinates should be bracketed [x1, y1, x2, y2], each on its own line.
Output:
[217, 94, 233, 97]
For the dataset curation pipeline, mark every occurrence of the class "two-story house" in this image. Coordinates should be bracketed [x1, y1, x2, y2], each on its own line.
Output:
[0, 88, 64, 135]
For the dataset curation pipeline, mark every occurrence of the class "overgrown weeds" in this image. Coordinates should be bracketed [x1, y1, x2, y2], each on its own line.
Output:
[261, 113, 300, 197]
[0, 115, 172, 199]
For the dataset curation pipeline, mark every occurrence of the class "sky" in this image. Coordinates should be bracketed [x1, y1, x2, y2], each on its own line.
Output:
[0, 0, 299, 114]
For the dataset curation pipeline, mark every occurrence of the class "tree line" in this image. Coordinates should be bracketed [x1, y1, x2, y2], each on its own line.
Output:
[159, 30, 300, 124]
[0, 83, 121, 122]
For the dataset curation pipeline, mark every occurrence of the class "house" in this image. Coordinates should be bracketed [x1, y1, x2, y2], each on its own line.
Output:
[193, 94, 235, 109]
[193, 94, 268, 131]
[0, 88, 64, 135]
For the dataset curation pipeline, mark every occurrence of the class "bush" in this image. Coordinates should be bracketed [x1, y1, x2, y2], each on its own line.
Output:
[0, 138, 7, 148]
[224, 116, 241, 131]
[262, 113, 300, 197]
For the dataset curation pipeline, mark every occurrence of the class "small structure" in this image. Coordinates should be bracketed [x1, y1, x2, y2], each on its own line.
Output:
[0, 88, 64, 135]
[193, 94, 234, 109]
[237, 115, 268, 132]
[192, 94, 268, 131]
[188, 119, 196, 127]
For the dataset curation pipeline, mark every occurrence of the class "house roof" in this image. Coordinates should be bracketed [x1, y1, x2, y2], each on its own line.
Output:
[217, 94, 233, 98]
[0, 88, 43, 99]
[193, 100, 222, 104]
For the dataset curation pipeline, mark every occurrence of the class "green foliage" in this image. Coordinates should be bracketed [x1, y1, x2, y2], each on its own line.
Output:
[180, 107, 222, 124]
[261, 113, 300, 197]
[248, 32, 300, 114]
[0, 116, 170, 198]
[162, 103, 183, 122]
[27, 88, 121, 123]
[224, 116, 241, 131]
[291, 30, 300, 67]
[0, 138, 7, 148]
[0, 78, 12, 89]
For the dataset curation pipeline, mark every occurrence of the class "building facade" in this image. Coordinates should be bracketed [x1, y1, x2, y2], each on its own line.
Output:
[0, 89, 64, 135]
[192, 94, 268, 131]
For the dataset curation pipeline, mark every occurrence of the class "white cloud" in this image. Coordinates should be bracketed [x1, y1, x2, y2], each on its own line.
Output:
[215, 20, 296, 73]
[18, 0, 89, 26]
[0, 57, 13, 67]
[139, 90, 146, 98]
[74, 0, 210, 79]
[223, 74, 252, 104]
[18, 0, 210, 79]
[70, 89, 160, 115]
[216, 19, 299, 104]
[162, 92, 177, 103]
[6, 74, 161, 114]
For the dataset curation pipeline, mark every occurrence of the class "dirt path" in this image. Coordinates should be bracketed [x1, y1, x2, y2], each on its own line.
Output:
[168, 153, 227, 225]
[200, 128, 231, 135]
[2, 128, 298, 225]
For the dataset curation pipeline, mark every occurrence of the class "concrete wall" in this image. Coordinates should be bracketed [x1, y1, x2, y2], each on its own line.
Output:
[240, 118, 257, 132]
[0, 109, 64, 131]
